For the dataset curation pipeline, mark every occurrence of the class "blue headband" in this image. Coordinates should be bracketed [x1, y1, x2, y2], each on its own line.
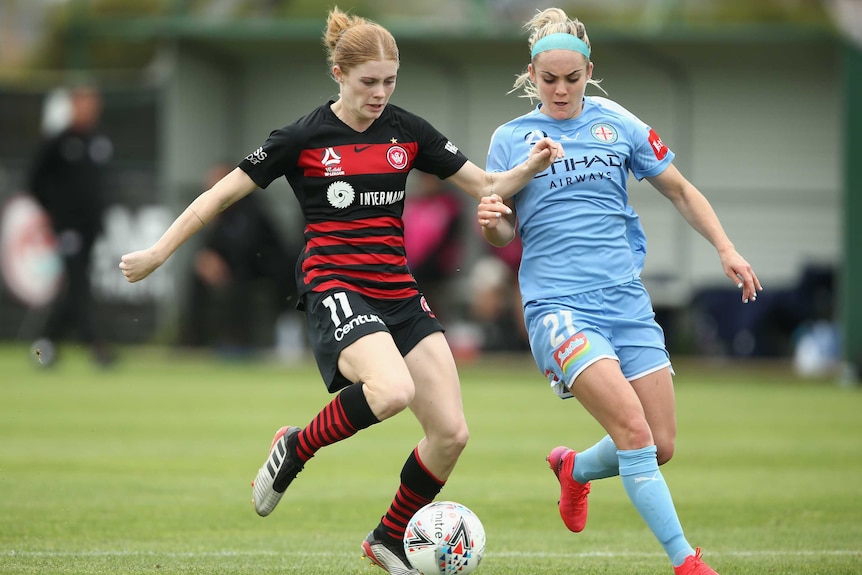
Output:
[531, 33, 591, 59]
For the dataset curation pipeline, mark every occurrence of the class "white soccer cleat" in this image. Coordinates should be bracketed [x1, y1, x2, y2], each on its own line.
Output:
[252, 426, 304, 517]
[361, 530, 421, 575]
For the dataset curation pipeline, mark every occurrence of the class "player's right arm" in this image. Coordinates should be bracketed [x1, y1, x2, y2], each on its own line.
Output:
[119, 167, 257, 283]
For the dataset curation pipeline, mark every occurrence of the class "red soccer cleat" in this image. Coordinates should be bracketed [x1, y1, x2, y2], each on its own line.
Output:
[673, 548, 720, 575]
[547, 446, 591, 533]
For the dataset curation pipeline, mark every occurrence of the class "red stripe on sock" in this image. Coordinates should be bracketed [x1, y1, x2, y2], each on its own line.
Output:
[383, 485, 433, 540]
[296, 396, 358, 461]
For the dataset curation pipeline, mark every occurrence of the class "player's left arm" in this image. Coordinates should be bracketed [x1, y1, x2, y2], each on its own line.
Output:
[647, 163, 763, 303]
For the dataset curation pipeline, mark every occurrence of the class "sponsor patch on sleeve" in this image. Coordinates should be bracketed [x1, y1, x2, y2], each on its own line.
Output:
[647, 128, 668, 160]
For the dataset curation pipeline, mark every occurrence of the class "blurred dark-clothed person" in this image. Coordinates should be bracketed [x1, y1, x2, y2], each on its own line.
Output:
[28, 84, 114, 367]
[181, 161, 299, 356]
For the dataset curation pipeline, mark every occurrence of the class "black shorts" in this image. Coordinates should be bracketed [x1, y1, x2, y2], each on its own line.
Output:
[302, 289, 444, 393]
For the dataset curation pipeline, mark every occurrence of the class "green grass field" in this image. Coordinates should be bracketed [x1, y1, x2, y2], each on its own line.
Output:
[1, 343, 860, 574]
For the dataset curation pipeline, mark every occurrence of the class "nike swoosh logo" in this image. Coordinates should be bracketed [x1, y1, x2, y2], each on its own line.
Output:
[354, 145, 372, 152]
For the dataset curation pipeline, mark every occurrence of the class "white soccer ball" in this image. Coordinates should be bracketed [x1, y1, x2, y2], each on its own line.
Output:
[403, 500, 486, 575]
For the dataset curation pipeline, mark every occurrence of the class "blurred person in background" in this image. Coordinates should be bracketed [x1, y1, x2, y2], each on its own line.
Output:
[119, 7, 562, 575]
[180, 160, 300, 357]
[478, 8, 762, 575]
[27, 84, 115, 367]
[471, 222, 530, 353]
[402, 170, 463, 322]
[465, 254, 528, 353]
[446, 240, 528, 361]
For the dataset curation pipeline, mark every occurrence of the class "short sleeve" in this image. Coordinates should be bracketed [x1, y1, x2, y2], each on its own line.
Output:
[238, 126, 301, 189]
[629, 123, 675, 180]
[410, 115, 469, 179]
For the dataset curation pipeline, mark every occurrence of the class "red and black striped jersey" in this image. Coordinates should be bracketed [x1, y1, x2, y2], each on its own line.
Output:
[239, 101, 469, 301]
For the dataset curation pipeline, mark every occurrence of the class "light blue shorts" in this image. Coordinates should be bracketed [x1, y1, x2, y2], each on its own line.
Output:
[524, 279, 671, 399]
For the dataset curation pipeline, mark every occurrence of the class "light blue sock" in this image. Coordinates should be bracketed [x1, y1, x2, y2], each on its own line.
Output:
[618, 446, 695, 567]
[572, 435, 619, 483]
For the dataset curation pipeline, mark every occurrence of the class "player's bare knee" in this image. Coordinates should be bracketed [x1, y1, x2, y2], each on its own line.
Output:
[366, 378, 415, 419]
[650, 425, 676, 464]
[655, 438, 675, 465]
[612, 419, 654, 451]
[431, 423, 469, 460]
[447, 423, 469, 455]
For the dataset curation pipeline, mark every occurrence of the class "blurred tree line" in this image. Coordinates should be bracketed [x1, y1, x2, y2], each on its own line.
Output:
[0, 0, 835, 73]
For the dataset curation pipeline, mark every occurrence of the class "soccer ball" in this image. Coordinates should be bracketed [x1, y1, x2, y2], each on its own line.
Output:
[403, 500, 486, 575]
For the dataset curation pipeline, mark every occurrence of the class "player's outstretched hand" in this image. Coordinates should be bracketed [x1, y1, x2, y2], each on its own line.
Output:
[527, 137, 564, 173]
[119, 249, 163, 283]
[720, 248, 763, 303]
[478, 194, 511, 229]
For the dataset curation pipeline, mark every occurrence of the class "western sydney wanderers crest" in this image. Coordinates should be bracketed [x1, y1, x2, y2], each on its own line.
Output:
[386, 145, 409, 170]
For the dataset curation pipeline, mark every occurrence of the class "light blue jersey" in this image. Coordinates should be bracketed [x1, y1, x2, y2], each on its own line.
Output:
[487, 96, 673, 304]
